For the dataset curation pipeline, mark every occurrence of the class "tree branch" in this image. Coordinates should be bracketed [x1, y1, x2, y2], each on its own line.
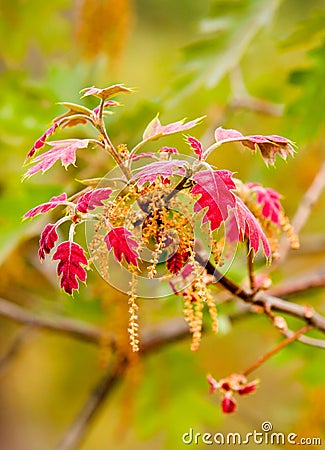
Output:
[195, 256, 325, 334]
[270, 273, 325, 298]
[0, 298, 102, 344]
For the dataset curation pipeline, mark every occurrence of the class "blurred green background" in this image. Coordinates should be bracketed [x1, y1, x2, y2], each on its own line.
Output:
[0, 0, 324, 449]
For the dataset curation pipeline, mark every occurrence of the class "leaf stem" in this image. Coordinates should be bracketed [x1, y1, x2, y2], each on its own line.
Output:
[95, 99, 132, 181]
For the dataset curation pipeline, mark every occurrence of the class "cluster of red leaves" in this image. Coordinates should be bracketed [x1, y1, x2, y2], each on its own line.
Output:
[207, 373, 259, 413]
[22, 84, 295, 310]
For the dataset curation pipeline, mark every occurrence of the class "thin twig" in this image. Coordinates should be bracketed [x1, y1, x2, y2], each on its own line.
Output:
[242, 324, 313, 376]
[270, 273, 325, 298]
[195, 255, 325, 333]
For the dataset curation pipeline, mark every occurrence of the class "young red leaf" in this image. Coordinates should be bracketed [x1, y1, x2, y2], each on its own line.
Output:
[26, 123, 58, 160]
[186, 135, 203, 160]
[24, 193, 67, 218]
[133, 159, 188, 186]
[38, 223, 59, 260]
[222, 395, 237, 414]
[23, 139, 89, 179]
[215, 127, 295, 165]
[143, 114, 204, 141]
[104, 227, 139, 266]
[237, 380, 259, 396]
[191, 170, 236, 231]
[80, 84, 133, 100]
[76, 188, 112, 213]
[246, 183, 282, 225]
[52, 241, 88, 295]
[228, 196, 271, 258]
[93, 100, 120, 116]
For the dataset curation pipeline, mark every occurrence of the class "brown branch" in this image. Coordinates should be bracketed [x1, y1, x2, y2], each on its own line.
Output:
[270, 273, 325, 298]
[0, 298, 102, 344]
[282, 329, 325, 350]
[195, 256, 325, 334]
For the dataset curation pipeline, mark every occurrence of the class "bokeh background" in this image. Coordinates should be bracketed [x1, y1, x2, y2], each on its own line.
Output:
[0, 0, 325, 449]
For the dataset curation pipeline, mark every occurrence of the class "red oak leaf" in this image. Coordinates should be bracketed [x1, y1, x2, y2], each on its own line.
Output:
[186, 135, 203, 160]
[133, 159, 188, 186]
[80, 84, 133, 99]
[215, 127, 295, 165]
[52, 241, 88, 295]
[143, 114, 204, 141]
[23, 139, 89, 179]
[228, 196, 271, 258]
[26, 123, 58, 160]
[76, 188, 112, 213]
[104, 227, 139, 266]
[38, 223, 59, 260]
[24, 193, 67, 218]
[246, 183, 282, 225]
[191, 170, 236, 231]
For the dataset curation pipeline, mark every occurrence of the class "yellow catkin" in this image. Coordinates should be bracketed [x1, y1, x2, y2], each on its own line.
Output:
[280, 215, 300, 250]
[127, 272, 140, 352]
[206, 291, 218, 334]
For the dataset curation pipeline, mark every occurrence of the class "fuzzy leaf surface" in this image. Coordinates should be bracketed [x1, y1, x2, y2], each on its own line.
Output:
[24, 193, 67, 218]
[104, 227, 139, 266]
[133, 159, 188, 186]
[246, 183, 282, 225]
[215, 127, 295, 165]
[26, 123, 58, 160]
[23, 139, 89, 178]
[38, 223, 59, 260]
[191, 170, 236, 231]
[186, 135, 203, 160]
[228, 196, 271, 258]
[80, 84, 133, 99]
[143, 115, 204, 141]
[52, 241, 88, 295]
[76, 188, 112, 213]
